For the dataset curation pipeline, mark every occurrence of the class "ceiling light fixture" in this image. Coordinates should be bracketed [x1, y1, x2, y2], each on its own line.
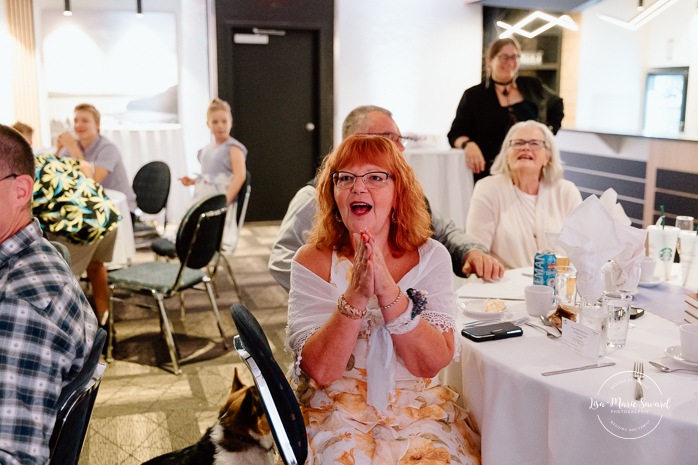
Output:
[136, 0, 143, 18]
[599, 0, 679, 30]
[63, 0, 72, 16]
[497, 11, 578, 39]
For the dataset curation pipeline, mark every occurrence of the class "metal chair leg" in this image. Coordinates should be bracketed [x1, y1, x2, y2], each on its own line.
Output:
[154, 293, 181, 375]
[179, 293, 185, 320]
[106, 285, 116, 363]
[203, 276, 229, 350]
[221, 254, 244, 304]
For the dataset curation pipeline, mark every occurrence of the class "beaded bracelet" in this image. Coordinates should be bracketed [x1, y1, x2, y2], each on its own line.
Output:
[385, 288, 428, 335]
[379, 288, 402, 310]
[337, 294, 366, 320]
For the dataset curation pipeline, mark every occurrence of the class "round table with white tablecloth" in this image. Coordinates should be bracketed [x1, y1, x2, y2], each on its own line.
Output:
[103, 188, 136, 269]
[101, 124, 192, 223]
[443, 267, 698, 465]
[403, 147, 473, 231]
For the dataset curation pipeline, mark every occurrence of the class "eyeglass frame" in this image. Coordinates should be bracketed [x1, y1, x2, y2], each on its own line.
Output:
[508, 139, 547, 150]
[365, 132, 421, 145]
[0, 173, 19, 182]
[331, 170, 393, 190]
[496, 53, 520, 63]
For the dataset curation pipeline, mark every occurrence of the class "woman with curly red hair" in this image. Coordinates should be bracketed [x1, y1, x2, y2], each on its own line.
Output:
[287, 134, 481, 464]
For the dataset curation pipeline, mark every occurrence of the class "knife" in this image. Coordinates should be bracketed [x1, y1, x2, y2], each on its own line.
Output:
[542, 362, 616, 376]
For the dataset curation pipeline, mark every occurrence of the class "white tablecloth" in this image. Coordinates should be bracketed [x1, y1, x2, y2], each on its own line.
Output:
[101, 124, 191, 222]
[104, 188, 136, 269]
[444, 268, 698, 465]
[404, 148, 473, 231]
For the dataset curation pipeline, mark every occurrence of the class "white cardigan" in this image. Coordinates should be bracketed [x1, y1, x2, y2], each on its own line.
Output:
[466, 174, 582, 269]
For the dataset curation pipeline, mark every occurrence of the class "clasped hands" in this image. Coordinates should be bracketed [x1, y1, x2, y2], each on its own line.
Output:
[344, 229, 402, 315]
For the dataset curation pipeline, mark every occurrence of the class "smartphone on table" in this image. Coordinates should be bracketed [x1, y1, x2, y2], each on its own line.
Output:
[461, 322, 523, 342]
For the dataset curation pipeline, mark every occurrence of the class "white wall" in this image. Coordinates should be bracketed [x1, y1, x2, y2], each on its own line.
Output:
[0, 0, 14, 123]
[335, 0, 483, 145]
[577, 0, 698, 135]
[6, 0, 210, 175]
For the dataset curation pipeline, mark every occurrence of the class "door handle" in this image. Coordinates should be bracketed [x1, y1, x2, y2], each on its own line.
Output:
[305, 123, 315, 132]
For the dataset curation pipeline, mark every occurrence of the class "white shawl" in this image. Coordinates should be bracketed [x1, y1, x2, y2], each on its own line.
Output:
[286, 239, 458, 412]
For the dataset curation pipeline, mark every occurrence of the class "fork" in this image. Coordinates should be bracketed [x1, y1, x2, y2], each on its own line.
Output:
[633, 362, 644, 400]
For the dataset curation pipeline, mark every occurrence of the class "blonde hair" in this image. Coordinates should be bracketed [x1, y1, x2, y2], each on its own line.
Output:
[308, 134, 432, 255]
[11, 121, 33, 142]
[207, 98, 232, 122]
[490, 120, 564, 184]
[74, 103, 101, 130]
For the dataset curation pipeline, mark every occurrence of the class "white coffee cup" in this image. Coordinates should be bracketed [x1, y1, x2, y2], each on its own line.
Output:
[640, 256, 657, 282]
[525, 285, 555, 317]
[680, 324, 698, 363]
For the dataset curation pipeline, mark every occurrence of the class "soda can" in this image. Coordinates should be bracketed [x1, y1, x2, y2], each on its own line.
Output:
[533, 251, 557, 288]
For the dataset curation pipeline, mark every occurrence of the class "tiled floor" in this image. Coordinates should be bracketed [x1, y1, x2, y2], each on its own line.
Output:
[79, 222, 291, 465]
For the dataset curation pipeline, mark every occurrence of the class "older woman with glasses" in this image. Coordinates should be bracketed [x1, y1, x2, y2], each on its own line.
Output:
[448, 38, 564, 182]
[465, 120, 582, 269]
[287, 134, 481, 464]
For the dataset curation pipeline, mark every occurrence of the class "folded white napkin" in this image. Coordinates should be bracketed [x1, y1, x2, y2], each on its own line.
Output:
[598, 190, 648, 292]
[557, 193, 627, 301]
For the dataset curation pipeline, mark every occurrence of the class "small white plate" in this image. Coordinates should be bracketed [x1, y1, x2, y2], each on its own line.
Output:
[638, 277, 663, 288]
[459, 299, 510, 319]
[665, 345, 698, 367]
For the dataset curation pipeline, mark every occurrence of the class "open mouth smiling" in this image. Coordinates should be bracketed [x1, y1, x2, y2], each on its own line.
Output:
[350, 202, 373, 215]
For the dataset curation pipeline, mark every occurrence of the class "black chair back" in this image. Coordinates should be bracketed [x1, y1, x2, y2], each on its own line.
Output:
[236, 170, 252, 227]
[176, 193, 227, 269]
[231, 304, 307, 465]
[133, 161, 171, 215]
[49, 328, 107, 465]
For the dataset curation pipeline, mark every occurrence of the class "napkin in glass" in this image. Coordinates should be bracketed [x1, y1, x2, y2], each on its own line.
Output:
[599, 189, 648, 292]
[557, 193, 627, 302]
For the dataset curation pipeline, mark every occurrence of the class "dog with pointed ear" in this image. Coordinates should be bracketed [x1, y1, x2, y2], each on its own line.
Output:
[141, 368, 275, 465]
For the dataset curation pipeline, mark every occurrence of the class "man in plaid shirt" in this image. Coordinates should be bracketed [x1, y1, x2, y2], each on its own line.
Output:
[0, 124, 98, 464]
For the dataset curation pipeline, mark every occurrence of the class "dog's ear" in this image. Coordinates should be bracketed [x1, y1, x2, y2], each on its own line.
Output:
[231, 367, 246, 392]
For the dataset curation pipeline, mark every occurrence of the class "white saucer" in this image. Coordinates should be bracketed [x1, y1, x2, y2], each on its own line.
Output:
[664, 345, 698, 367]
[459, 299, 510, 319]
[638, 278, 663, 288]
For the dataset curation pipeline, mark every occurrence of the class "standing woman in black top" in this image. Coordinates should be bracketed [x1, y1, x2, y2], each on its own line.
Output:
[448, 38, 564, 182]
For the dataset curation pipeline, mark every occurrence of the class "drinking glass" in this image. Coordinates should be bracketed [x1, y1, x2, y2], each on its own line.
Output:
[676, 216, 695, 231]
[676, 216, 694, 255]
[555, 265, 577, 305]
[578, 297, 607, 357]
[603, 292, 632, 349]
[680, 230, 698, 289]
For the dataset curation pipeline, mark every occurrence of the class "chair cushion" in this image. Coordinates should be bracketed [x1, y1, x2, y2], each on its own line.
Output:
[151, 238, 177, 258]
[108, 262, 205, 294]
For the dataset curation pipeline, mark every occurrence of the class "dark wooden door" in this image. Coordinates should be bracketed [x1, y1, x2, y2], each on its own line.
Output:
[230, 28, 320, 221]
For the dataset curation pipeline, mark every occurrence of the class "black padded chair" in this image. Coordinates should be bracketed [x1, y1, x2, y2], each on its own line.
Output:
[132, 161, 171, 244]
[107, 194, 229, 374]
[48, 327, 107, 465]
[230, 303, 307, 465]
[152, 170, 252, 302]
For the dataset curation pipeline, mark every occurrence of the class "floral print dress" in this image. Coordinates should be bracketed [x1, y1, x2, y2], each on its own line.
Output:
[288, 239, 481, 465]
